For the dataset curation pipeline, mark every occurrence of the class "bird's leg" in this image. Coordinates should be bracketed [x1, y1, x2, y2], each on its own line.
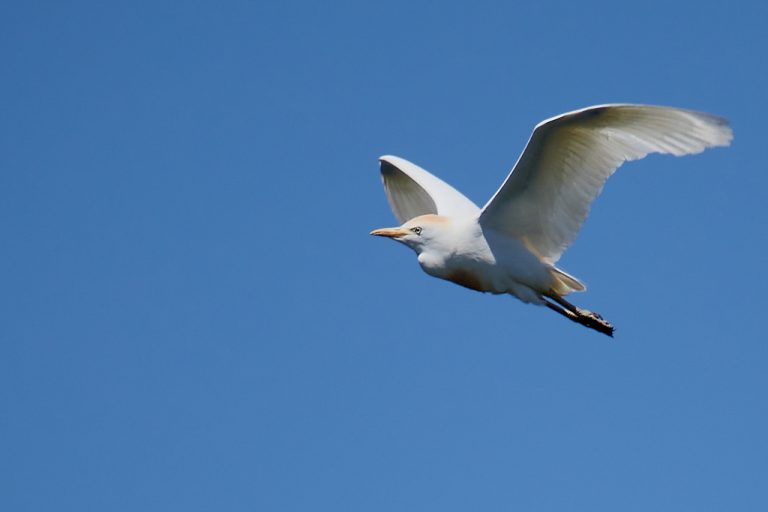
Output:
[544, 300, 580, 321]
[543, 295, 614, 337]
[546, 293, 609, 322]
[547, 293, 593, 317]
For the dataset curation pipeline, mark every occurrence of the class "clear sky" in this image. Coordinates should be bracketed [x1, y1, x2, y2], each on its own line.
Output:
[2, 1, 767, 510]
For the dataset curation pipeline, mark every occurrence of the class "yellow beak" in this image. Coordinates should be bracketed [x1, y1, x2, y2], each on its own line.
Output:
[370, 227, 410, 238]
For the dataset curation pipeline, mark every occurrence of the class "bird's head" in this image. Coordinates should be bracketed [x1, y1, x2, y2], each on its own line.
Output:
[370, 214, 451, 253]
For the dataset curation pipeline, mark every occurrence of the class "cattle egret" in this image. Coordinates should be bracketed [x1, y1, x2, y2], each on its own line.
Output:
[371, 104, 732, 337]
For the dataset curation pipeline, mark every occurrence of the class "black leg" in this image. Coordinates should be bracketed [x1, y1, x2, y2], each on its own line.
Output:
[544, 299, 579, 321]
[542, 296, 614, 337]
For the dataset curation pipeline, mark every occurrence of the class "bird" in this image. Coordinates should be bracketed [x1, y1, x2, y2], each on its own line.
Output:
[370, 104, 732, 337]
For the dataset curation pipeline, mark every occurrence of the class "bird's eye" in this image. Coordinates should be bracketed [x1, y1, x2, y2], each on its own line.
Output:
[410, 226, 422, 235]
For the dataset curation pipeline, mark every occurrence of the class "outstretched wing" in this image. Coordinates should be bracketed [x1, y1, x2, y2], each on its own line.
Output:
[379, 155, 480, 224]
[479, 104, 732, 263]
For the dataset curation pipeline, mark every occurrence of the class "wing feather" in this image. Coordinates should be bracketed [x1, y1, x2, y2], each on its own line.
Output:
[379, 155, 479, 224]
[478, 104, 732, 263]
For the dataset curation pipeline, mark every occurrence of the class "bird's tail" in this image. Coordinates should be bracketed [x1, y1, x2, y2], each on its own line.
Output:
[550, 267, 586, 295]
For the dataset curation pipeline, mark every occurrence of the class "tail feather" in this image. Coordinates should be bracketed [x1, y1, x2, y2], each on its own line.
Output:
[551, 267, 586, 295]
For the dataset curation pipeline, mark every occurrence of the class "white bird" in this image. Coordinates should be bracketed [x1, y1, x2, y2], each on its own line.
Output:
[371, 104, 732, 336]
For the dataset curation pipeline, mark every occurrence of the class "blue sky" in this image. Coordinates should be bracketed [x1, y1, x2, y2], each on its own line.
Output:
[2, 1, 767, 510]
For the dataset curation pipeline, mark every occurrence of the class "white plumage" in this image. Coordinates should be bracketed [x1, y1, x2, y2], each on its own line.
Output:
[372, 104, 732, 336]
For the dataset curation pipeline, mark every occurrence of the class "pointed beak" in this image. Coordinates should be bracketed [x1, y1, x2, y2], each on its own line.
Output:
[370, 227, 409, 238]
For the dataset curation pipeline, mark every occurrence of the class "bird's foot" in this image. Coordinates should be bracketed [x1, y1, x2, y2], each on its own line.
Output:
[578, 308, 604, 321]
[576, 309, 614, 337]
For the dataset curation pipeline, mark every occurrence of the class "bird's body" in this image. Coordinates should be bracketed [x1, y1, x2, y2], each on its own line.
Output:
[371, 104, 732, 336]
[409, 215, 554, 300]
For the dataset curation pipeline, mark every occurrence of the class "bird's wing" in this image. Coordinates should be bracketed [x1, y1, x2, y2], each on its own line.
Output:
[379, 155, 480, 223]
[478, 104, 732, 263]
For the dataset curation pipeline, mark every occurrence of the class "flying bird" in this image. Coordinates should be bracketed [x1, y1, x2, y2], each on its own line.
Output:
[370, 104, 732, 336]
